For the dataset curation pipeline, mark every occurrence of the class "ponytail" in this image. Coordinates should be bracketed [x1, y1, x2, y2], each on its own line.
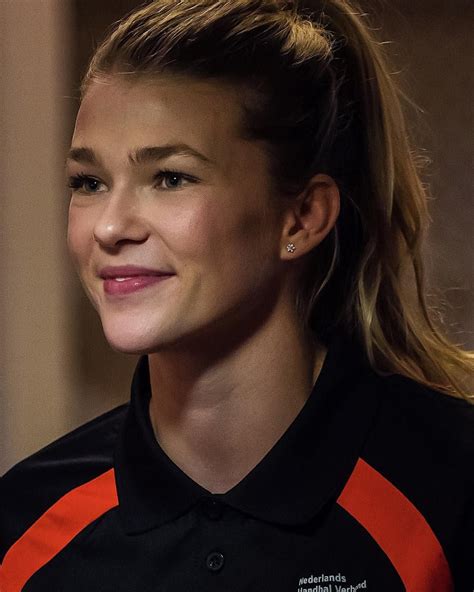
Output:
[83, 0, 473, 399]
[302, 0, 473, 398]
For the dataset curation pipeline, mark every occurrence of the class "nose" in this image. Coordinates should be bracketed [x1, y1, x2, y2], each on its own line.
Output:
[92, 190, 149, 248]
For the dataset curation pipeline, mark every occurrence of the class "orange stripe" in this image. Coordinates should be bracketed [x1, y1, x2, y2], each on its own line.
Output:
[337, 458, 454, 591]
[1, 468, 118, 592]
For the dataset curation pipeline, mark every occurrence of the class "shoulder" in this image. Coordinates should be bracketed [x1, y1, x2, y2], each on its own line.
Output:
[0, 403, 128, 561]
[362, 371, 473, 484]
[357, 372, 473, 577]
[371, 372, 473, 466]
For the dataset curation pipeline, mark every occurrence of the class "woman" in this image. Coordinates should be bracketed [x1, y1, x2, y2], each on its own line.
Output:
[1, 1, 472, 590]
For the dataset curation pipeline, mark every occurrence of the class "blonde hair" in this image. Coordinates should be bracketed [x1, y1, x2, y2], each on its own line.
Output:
[83, 0, 473, 400]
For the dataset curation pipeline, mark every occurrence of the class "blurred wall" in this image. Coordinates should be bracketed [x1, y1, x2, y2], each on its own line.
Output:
[0, 0, 75, 473]
[1, 1, 472, 474]
[379, 0, 473, 344]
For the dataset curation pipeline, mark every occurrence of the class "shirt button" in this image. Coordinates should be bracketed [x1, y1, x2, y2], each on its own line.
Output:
[206, 551, 225, 572]
[202, 498, 223, 520]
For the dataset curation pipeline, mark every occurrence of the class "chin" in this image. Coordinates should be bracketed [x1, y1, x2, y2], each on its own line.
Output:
[100, 316, 173, 355]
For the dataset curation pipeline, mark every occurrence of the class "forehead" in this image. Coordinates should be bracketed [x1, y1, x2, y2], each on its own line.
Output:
[73, 75, 247, 158]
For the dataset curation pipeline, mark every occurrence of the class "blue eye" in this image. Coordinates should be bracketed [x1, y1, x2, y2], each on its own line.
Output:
[154, 170, 197, 190]
[67, 170, 198, 194]
[68, 174, 105, 194]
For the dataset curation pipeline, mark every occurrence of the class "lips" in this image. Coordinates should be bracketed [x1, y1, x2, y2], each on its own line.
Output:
[99, 265, 173, 279]
[99, 266, 175, 296]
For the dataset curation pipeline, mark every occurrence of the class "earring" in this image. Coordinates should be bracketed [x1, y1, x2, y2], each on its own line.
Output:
[286, 243, 296, 253]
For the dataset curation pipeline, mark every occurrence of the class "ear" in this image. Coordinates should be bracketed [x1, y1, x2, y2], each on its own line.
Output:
[279, 173, 340, 260]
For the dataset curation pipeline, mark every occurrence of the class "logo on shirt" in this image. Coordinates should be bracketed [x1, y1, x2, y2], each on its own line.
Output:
[296, 573, 367, 592]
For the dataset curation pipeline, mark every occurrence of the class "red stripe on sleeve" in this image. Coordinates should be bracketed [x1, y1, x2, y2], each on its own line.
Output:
[1, 468, 118, 592]
[337, 458, 454, 591]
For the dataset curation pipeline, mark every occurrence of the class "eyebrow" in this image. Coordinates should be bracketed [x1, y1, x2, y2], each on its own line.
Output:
[66, 144, 214, 167]
[66, 147, 99, 166]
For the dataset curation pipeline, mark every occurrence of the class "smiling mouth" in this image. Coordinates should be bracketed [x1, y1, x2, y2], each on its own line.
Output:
[102, 274, 174, 296]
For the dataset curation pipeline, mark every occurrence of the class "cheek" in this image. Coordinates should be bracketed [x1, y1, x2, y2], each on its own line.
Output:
[220, 194, 275, 257]
[154, 199, 223, 260]
[67, 205, 93, 268]
[158, 196, 274, 278]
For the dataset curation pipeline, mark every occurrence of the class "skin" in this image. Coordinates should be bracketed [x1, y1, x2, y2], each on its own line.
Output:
[66, 75, 340, 493]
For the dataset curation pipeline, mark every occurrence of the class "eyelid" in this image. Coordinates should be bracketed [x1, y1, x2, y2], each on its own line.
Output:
[68, 173, 107, 194]
[67, 169, 201, 193]
[153, 169, 199, 189]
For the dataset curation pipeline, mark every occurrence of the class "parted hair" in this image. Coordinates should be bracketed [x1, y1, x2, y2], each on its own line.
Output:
[82, 0, 473, 400]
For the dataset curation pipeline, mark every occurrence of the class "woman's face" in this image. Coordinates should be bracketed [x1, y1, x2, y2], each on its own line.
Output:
[66, 75, 287, 354]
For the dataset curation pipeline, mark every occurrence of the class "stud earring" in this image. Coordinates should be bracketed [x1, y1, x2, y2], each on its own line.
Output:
[286, 243, 296, 253]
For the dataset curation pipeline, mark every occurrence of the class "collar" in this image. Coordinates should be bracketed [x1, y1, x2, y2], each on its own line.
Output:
[114, 333, 379, 534]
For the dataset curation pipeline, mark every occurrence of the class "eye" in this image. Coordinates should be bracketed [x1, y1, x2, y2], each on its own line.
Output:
[154, 169, 198, 190]
[68, 174, 106, 194]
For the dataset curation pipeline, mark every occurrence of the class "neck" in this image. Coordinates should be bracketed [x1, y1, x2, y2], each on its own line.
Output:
[147, 302, 326, 494]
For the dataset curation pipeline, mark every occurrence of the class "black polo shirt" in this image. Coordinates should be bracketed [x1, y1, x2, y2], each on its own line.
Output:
[1, 334, 472, 591]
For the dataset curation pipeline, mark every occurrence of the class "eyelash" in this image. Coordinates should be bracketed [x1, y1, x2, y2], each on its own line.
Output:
[67, 169, 197, 194]
[154, 168, 198, 189]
